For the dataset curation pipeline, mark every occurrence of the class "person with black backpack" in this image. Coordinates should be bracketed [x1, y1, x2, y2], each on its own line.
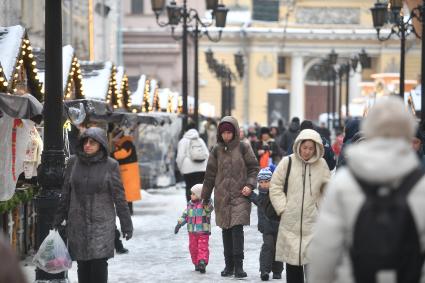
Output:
[309, 96, 425, 283]
[176, 123, 209, 201]
[270, 129, 331, 283]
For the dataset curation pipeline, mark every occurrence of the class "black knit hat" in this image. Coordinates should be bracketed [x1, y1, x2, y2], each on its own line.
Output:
[260, 127, 271, 136]
[300, 120, 314, 131]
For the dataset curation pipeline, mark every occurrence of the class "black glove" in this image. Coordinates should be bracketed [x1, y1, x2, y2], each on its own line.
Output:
[174, 223, 182, 234]
[122, 231, 133, 240]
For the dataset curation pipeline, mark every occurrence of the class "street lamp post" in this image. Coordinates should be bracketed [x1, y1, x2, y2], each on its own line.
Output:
[205, 49, 243, 117]
[370, 0, 425, 109]
[151, 0, 228, 129]
[35, 0, 66, 281]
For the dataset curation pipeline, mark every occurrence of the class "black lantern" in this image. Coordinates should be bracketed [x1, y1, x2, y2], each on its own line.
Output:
[215, 4, 228, 28]
[328, 49, 338, 65]
[205, 0, 218, 10]
[371, 2, 388, 30]
[151, 0, 166, 16]
[234, 51, 244, 78]
[359, 49, 371, 69]
[167, 1, 181, 26]
[351, 56, 359, 72]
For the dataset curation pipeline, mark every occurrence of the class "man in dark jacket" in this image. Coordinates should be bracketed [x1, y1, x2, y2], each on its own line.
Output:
[279, 117, 300, 156]
[202, 116, 259, 279]
[336, 117, 362, 168]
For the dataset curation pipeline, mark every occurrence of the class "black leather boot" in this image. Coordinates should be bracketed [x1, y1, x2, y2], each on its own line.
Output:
[234, 259, 247, 278]
[221, 228, 234, 277]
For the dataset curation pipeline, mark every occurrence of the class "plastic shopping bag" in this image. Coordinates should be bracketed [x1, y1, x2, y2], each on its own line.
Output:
[33, 229, 72, 273]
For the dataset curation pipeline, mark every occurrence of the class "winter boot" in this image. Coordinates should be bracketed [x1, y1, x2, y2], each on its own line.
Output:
[272, 273, 282, 279]
[198, 260, 206, 274]
[220, 257, 234, 277]
[221, 228, 234, 277]
[194, 265, 200, 271]
[234, 260, 247, 278]
[261, 272, 269, 281]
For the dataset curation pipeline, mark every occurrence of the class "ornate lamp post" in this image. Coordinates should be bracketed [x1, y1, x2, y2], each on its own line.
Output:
[205, 49, 243, 117]
[35, 0, 66, 281]
[151, 0, 228, 129]
[370, 0, 421, 100]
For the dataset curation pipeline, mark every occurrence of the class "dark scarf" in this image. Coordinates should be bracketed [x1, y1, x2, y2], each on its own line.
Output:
[76, 149, 107, 164]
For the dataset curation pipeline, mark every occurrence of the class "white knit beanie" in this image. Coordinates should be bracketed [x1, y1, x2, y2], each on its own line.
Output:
[190, 184, 203, 199]
[362, 96, 416, 141]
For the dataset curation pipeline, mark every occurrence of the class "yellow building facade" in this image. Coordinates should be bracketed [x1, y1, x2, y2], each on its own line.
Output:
[198, 0, 421, 126]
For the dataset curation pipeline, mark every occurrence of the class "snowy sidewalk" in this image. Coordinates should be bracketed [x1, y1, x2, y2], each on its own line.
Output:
[23, 185, 286, 282]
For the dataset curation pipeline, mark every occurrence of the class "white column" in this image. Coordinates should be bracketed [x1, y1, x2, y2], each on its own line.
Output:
[350, 70, 362, 101]
[290, 54, 305, 120]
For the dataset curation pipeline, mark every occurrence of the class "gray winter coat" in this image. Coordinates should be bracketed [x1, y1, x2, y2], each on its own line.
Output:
[55, 127, 133, 261]
[201, 116, 259, 229]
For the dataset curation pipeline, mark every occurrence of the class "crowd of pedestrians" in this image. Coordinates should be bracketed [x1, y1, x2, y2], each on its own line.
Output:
[174, 96, 425, 283]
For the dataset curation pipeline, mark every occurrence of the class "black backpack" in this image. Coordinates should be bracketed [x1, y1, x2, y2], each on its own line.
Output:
[350, 168, 425, 283]
[262, 156, 291, 221]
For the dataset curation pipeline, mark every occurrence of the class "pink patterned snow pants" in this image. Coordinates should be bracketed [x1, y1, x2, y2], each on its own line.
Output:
[189, 233, 210, 265]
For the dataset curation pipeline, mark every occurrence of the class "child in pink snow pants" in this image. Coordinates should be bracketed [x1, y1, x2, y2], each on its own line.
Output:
[174, 184, 214, 273]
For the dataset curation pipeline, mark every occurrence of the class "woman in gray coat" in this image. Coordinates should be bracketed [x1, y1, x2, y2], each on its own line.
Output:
[54, 127, 133, 283]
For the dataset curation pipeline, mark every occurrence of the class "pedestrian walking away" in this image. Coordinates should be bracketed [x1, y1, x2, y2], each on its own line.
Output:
[53, 127, 133, 283]
[201, 116, 260, 278]
[176, 123, 209, 202]
[174, 184, 214, 274]
[242, 167, 284, 281]
[309, 97, 425, 283]
[270, 129, 331, 283]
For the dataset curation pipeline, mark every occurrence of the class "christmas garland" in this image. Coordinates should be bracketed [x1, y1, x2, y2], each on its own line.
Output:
[0, 186, 38, 214]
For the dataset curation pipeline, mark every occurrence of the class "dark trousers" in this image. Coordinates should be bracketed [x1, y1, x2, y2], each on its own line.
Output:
[260, 233, 284, 274]
[222, 225, 244, 266]
[183, 171, 205, 201]
[128, 202, 133, 215]
[286, 263, 306, 283]
[77, 258, 108, 283]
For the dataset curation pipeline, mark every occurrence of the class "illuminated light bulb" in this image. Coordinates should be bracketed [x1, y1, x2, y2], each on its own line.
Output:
[78, 75, 82, 79]
[35, 75, 39, 80]
[33, 68, 38, 73]
[28, 54, 33, 58]
[32, 61, 36, 66]
[13, 88, 17, 92]
[27, 46, 32, 51]
[19, 60, 23, 64]
[3, 82, 8, 86]
[22, 51, 26, 56]
[14, 73, 18, 78]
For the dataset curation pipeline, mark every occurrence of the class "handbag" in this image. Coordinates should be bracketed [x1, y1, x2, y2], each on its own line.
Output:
[262, 156, 292, 221]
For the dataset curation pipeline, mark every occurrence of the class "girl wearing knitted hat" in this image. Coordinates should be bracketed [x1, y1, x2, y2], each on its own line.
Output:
[242, 167, 284, 281]
[174, 184, 214, 274]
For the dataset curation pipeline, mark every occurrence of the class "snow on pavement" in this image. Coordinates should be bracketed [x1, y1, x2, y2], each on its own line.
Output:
[23, 185, 286, 282]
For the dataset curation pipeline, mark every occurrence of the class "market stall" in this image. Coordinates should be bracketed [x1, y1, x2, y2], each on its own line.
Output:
[0, 91, 43, 258]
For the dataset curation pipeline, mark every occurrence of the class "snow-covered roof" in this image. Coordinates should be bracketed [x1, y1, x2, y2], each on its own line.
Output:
[0, 25, 25, 82]
[130, 75, 146, 107]
[34, 45, 75, 92]
[81, 61, 113, 101]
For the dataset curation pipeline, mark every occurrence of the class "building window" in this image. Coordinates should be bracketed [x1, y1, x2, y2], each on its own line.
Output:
[131, 0, 144, 14]
[278, 56, 286, 74]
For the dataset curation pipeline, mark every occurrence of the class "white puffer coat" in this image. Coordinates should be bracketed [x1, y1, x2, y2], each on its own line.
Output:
[270, 129, 331, 266]
[176, 129, 209, 175]
[309, 138, 425, 283]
